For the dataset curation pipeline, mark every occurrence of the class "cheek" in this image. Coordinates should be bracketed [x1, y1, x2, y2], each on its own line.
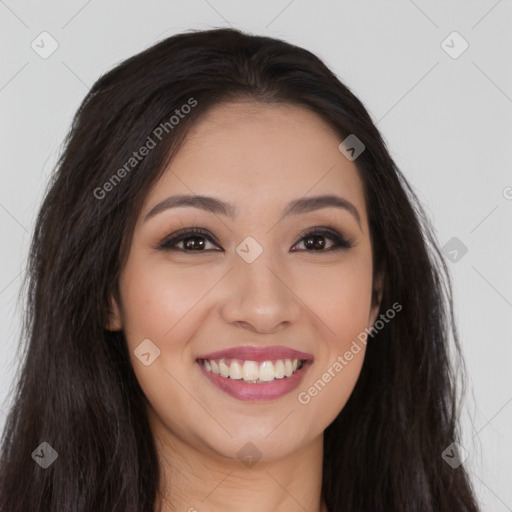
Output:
[118, 255, 220, 347]
[292, 253, 374, 342]
[292, 255, 373, 427]
[117, 257, 214, 429]
[297, 348, 365, 435]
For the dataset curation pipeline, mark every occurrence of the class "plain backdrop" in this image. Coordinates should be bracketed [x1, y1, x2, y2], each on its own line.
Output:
[1, 1, 511, 510]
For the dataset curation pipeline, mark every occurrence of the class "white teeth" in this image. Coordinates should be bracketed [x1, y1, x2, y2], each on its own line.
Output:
[210, 360, 220, 375]
[274, 360, 285, 379]
[259, 361, 275, 382]
[219, 359, 230, 378]
[229, 361, 243, 379]
[284, 359, 293, 377]
[201, 357, 304, 382]
[242, 361, 259, 381]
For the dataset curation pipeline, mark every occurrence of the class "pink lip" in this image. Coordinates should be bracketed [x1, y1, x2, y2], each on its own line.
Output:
[197, 359, 312, 402]
[196, 345, 314, 363]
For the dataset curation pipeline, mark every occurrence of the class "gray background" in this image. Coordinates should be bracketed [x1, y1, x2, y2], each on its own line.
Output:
[1, 1, 511, 509]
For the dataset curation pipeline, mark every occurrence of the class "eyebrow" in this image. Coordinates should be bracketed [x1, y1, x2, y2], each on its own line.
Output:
[144, 193, 362, 229]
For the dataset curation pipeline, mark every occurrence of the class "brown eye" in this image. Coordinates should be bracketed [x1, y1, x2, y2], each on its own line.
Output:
[291, 228, 353, 252]
[159, 228, 221, 252]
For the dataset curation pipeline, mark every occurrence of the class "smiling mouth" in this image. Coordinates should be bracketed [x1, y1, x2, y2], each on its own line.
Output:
[197, 357, 306, 383]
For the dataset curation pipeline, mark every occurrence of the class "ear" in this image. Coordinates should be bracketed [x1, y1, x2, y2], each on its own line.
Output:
[106, 293, 123, 331]
[368, 270, 384, 328]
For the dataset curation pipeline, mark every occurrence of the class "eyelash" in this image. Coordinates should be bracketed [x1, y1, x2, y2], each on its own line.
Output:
[157, 226, 354, 253]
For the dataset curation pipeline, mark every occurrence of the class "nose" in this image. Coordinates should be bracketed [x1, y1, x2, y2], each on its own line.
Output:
[219, 250, 301, 334]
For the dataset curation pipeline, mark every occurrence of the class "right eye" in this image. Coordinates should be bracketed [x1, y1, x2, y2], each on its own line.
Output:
[158, 228, 222, 252]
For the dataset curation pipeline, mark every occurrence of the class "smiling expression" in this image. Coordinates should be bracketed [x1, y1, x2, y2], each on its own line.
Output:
[107, 100, 382, 462]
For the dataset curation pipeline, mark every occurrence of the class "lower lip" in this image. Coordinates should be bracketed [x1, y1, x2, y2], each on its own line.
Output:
[197, 361, 311, 401]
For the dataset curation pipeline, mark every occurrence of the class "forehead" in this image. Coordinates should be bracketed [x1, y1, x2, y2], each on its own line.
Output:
[143, 100, 367, 224]
[181, 100, 342, 158]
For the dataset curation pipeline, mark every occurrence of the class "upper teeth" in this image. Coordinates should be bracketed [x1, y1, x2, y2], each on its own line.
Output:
[201, 358, 303, 382]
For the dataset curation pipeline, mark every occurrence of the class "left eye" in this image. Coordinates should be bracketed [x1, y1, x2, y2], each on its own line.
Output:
[291, 228, 353, 252]
[158, 227, 353, 253]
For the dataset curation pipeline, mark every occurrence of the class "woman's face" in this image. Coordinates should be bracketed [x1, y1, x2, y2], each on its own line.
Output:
[108, 100, 382, 462]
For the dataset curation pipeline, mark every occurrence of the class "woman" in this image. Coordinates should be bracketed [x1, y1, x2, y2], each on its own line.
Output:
[0, 27, 480, 511]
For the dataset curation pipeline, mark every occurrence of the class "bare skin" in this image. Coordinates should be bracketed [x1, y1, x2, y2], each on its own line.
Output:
[107, 100, 382, 512]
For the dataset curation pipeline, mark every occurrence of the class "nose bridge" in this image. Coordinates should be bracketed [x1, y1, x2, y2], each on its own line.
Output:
[220, 242, 300, 332]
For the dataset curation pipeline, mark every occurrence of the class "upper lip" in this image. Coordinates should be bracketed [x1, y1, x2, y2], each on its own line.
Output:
[197, 345, 314, 362]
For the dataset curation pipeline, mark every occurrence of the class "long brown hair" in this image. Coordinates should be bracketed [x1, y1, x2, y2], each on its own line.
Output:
[0, 27, 479, 511]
